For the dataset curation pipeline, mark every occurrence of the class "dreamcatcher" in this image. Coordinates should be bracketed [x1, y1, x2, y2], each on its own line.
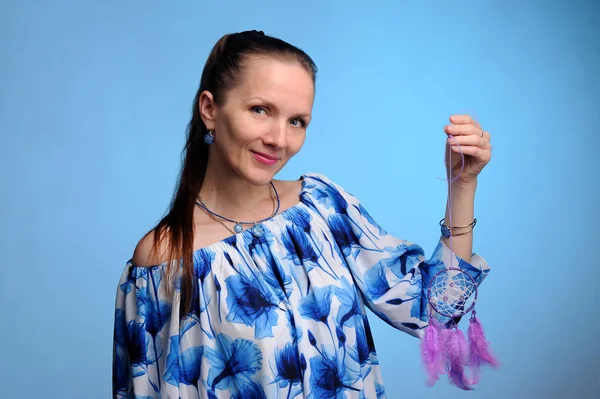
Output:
[420, 113, 499, 390]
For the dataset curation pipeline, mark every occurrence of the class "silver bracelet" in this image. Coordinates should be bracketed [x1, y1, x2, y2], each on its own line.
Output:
[439, 218, 477, 238]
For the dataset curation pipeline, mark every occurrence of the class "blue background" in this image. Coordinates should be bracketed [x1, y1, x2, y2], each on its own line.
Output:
[1, 0, 598, 398]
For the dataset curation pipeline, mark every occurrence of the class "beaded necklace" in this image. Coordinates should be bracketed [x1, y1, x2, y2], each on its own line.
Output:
[195, 181, 280, 237]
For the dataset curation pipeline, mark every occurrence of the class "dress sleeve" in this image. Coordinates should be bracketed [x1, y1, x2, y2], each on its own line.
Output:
[301, 173, 491, 339]
[112, 263, 174, 398]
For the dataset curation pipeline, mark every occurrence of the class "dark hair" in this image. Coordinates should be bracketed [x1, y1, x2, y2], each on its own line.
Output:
[149, 30, 317, 317]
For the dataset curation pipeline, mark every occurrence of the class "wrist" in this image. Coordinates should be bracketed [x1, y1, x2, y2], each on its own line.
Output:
[451, 177, 478, 192]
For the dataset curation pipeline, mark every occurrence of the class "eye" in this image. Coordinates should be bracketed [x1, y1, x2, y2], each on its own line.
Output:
[251, 106, 267, 115]
[290, 118, 306, 128]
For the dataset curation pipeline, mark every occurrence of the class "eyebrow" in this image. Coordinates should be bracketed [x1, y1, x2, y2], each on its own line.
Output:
[246, 96, 311, 120]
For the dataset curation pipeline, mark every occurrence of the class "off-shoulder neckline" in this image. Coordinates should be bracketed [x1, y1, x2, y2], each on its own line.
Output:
[127, 173, 315, 270]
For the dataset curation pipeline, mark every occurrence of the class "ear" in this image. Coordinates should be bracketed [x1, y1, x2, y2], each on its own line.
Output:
[199, 90, 217, 130]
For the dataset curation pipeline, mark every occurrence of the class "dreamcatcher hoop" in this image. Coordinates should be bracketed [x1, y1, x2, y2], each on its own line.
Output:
[427, 267, 478, 319]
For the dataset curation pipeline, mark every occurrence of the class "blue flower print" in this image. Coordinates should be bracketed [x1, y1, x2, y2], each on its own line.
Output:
[327, 214, 362, 259]
[180, 345, 204, 387]
[308, 176, 382, 251]
[307, 177, 349, 215]
[286, 310, 303, 344]
[307, 345, 361, 399]
[270, 343, 304, 399]
[231, 380, 267, 399]
[283, 222, 339, 283]
[112, 310, 130, 390]
[225, 266, 284, 339]
[133, 272, 171, 393]
[247, 231, 296, 301]
[358, 383, 386, 399]
[179, 249, 217, 339]
[282, 205, 312, 233]
[205, 334, 263, 393]
[163, 335, 204, 388]
[163, 336, 180, 386]
[194, 246, 215, 282]
[282, 224, 319, 270]
[362, 261, 391, 301]
[262, 246, 294, 301]
[349, 321, 371, 371]
[242, 227, 276, 259]
[299, 285, 333, 325]
[334, 277, 362, 328]
[140, 283, 172, 340]
[126, 320, 158, 388]
[380, 243, 424, 280]
[355, 203, 387, 237]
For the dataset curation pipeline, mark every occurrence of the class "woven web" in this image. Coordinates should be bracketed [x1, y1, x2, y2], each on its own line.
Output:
[428, 269, 477, 318]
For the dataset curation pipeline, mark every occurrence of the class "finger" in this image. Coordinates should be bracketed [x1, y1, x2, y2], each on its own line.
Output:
[450, 145, 492, 161]
[482, 130, 491, 142]
[445, 125, 486, 140]
[444, 123, 482, 136]
[449, 114, 476, 125]
[447, 134, 491, 149]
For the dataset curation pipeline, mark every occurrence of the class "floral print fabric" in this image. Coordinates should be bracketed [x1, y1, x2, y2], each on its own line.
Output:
[113, 173, 490, 398]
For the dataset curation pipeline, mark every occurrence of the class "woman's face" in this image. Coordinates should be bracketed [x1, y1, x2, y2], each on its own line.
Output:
[201, 56, 314, 186]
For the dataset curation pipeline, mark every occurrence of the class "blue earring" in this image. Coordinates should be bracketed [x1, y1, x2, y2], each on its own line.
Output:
[204, 130, 214, 145]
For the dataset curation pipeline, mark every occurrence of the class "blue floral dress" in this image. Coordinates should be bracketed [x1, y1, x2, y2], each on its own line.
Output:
[112, 173, 490, 398]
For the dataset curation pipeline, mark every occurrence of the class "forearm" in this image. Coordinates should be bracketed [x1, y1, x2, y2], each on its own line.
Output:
[440, 179, 477, 262]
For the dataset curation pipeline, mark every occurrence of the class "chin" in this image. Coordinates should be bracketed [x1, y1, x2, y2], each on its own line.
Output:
[239, 166, 282, 186]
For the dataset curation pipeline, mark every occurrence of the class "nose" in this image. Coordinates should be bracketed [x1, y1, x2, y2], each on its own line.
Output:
[263, 121, 288, 149]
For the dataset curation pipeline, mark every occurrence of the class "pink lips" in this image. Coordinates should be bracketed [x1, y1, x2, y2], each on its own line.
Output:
[252, 151, 279, 166]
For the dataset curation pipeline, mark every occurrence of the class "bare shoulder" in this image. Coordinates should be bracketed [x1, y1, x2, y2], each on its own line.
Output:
[274, 177, 304, 206]
[275, 177, 304, 195]
[132, 229, 170, 267]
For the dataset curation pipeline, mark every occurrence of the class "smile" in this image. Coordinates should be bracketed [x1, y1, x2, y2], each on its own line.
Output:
[251, 151, 280, 166]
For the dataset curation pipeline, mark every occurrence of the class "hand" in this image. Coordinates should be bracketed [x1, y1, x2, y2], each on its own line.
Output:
[443, 114, 492, 185]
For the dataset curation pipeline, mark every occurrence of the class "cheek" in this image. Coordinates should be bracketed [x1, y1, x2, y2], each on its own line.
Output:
[216, 118, 248, 153]
[288, 133, 306, 155]
[223, 115, 261, 146]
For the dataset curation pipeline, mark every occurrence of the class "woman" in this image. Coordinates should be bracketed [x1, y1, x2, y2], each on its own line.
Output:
[113, 30, 492, 398]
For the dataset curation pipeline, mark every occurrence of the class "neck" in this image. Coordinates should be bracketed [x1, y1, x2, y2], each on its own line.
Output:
[199, 161, 275, 222]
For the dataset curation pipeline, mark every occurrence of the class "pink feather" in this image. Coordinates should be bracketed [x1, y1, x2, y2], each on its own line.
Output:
[421, 318, 444, 386]
[443, 326, 473, 390]
[467, 314, 500, 384]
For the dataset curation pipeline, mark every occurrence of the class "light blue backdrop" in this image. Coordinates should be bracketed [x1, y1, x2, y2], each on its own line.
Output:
[1, 0, 598, 398]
